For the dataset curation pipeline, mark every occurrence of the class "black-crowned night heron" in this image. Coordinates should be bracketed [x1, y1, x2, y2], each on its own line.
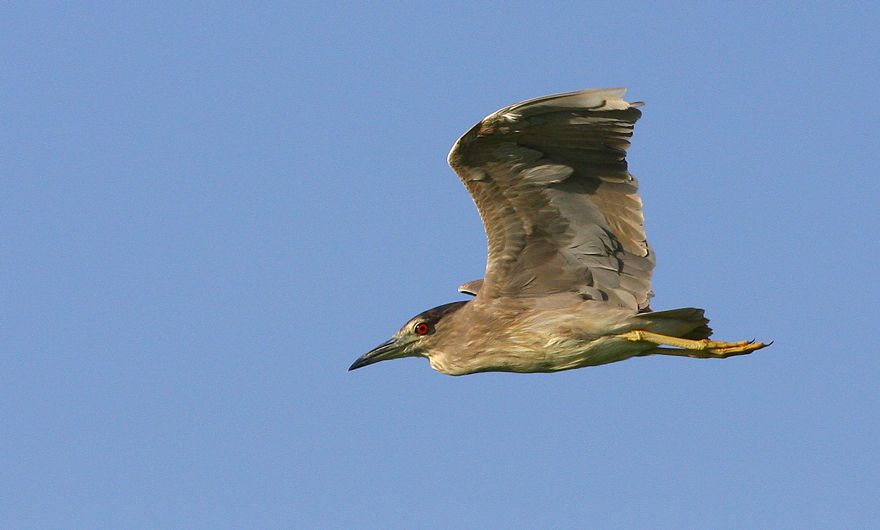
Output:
[350, 88, 769, 375]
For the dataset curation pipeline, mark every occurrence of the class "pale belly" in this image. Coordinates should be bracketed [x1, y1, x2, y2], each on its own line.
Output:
[427, 335, 656, 375]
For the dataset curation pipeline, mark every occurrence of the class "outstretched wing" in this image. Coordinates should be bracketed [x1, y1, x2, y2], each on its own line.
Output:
[448, 88, 654, 310]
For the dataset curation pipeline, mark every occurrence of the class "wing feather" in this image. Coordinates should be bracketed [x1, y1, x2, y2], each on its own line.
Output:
[448, 88, 654, 310]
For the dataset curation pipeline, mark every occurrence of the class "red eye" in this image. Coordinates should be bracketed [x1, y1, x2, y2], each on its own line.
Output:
[414, 322, 432, 335]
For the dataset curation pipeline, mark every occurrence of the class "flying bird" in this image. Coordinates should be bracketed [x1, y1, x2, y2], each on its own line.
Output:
[350, 88, 769, 375]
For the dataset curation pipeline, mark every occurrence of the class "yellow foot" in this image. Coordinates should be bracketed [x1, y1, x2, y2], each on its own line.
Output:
[619, 330, 770, 359]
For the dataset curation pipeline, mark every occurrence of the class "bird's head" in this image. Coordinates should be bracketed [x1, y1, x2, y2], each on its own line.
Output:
[349, 301, 468, 371]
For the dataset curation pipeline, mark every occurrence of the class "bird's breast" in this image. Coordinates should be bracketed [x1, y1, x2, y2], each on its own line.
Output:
[427, 302, 647, 375]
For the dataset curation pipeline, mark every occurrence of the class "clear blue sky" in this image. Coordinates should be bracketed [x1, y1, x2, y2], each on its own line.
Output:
[3, 2, 878, 528]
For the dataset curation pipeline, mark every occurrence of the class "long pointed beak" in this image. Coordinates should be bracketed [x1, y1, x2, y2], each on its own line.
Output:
[349, 338, 405, 371]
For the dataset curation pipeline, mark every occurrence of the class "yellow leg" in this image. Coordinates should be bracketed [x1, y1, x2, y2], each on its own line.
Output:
[619, 330, 769, 358]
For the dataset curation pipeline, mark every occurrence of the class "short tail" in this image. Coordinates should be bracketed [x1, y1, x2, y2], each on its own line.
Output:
[632, 307, 712, 340]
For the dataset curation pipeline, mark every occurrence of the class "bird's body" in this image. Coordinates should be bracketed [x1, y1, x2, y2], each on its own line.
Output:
[412, 299, 710, 375]
[423, 299, 642, 375]
[350, 88, 769, 375]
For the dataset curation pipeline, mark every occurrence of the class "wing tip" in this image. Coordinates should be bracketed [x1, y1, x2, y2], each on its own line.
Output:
[447, 87, 643, 168]
[504, 87, 641, 115]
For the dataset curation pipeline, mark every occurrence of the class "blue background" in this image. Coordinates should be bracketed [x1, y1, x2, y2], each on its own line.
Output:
[3, 2, 878, 528]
